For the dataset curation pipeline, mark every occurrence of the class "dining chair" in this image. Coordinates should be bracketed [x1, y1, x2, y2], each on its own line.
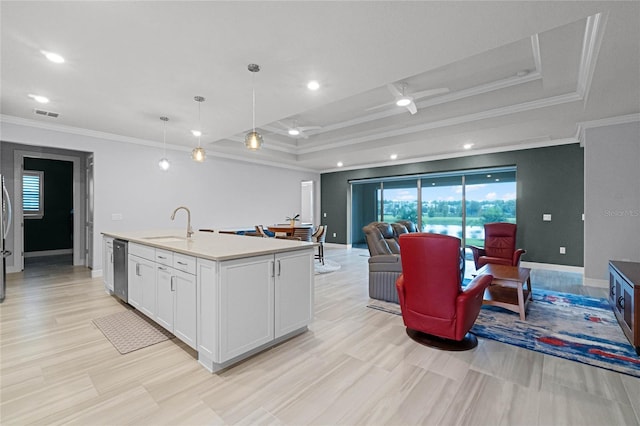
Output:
[312, 225, 327, 264]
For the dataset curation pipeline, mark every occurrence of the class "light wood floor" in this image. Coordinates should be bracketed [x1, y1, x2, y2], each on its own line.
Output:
[1, 247, 639, 425]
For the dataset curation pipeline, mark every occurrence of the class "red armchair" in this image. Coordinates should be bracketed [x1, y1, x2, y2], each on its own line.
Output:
[468, 222, 526, 270]
[396, 233, 493, 350]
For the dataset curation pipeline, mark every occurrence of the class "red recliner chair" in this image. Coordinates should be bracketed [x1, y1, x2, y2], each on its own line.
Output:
[396, 233, 493, 350]
[468, 222, 526, 270]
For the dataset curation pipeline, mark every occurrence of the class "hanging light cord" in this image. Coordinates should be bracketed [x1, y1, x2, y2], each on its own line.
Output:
[162, 118, 167, 156]
[197, 100, 202, 148]
[252, 72, 256, 132]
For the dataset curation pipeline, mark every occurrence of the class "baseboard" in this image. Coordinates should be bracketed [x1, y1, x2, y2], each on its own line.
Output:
[520, 261, 584, 274]
[24, 249, 73, 258]
[583, 277, 608, 289]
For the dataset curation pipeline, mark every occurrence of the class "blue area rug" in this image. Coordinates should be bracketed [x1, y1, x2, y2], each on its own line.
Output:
[368, 289, 640, 378]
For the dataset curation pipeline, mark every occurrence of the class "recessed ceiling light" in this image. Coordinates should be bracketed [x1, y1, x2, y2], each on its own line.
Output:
[487, 174, 492, 178]
[396, 97, 411, 107]
[41, 50, 65, 64]
[463, 143, 474, 150]
[390, 154, 398, 160]
[288, 128, 300, 136]
[495, 178, 500, 182]
[337, 161, 343, 167]
[191, 130, 201, 137]
[28, 94, 49, 103]
[307, 80, 320, 91]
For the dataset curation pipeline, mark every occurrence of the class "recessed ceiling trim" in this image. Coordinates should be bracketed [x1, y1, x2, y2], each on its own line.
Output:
[297, 91, 583, 155]
[531, 34, 543, 75]
[577, 12, 606, 105]
[301, 71, 543, 139]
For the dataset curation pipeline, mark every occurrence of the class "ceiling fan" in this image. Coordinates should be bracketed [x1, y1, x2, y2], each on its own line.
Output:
[277, 121, 322, 138]
[367, 83, 450, 115]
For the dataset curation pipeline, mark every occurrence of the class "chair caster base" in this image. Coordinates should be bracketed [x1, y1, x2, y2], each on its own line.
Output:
[406, 328, 479, 351]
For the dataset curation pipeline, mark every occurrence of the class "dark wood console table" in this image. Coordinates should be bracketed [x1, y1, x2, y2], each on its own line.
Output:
[609, 260, 640, 355]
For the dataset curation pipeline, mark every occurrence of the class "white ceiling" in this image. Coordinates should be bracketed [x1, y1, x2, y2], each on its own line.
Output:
[1, 1, 639, 172]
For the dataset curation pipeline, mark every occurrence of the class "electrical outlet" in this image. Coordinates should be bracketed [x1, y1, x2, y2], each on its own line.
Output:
[323, 212, 327, 218]
[560, 247, 566, 254]
[332, 232, 336, 238]
[543, 214, 552, 221]
[111, 213, 123, 220]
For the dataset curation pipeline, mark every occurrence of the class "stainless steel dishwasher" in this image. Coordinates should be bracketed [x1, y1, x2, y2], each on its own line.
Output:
[113, 239, 128, 303]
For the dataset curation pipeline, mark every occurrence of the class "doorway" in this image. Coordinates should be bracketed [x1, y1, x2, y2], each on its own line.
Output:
[13, 149, 87, 272]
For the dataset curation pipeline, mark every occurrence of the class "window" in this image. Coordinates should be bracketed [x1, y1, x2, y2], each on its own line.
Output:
[350, 166, 517, 247]
[23, 170, 44, 219]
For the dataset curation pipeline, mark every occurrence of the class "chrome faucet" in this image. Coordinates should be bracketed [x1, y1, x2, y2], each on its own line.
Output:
[171, 206, 194, 239]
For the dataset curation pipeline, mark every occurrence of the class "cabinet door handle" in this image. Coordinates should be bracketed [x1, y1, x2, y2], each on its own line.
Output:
[158, 255, 167, 260]
[171, 276, 175, 292]
[610, 286, 615, 296]
[136, 263, 141, 276]
[617, 295, 625, 310]
[158, 266, 167, 271]
[277, 260, 281, 276]
[110, 253, 113, 263]
[270, 261, 275, 278]
[177, 261, 187, 266]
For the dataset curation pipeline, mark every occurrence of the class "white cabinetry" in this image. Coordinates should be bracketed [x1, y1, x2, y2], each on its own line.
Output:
[197, 248, 314, 371]
[127, 255, 155, 315]
[155, 252, 197, 349]
[219, 254, 274, 361]
[103, 237, 114, 292]
[274, 250, 314, 338]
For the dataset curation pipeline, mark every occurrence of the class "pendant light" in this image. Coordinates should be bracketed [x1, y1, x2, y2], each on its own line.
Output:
[244, 63, 263, 150]
[191, 96, 206, 162]
[158, 116, 170, 171]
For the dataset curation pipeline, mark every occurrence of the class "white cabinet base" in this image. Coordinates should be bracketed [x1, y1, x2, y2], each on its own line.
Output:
[198, 326, 308, 373]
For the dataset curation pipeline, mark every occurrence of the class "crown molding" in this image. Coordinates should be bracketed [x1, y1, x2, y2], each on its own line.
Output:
[577, 12, 606, 104]
[575, 113, 640, 145]
[299, 91, 582, 155]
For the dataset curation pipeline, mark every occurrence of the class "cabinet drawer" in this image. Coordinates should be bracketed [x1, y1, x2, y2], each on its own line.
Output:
[174, 253, 196, 275]
[155, 249, 174, 266]
[129, 243, 156, 261]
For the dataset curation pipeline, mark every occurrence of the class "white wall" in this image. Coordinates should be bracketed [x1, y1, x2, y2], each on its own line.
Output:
[1, 121, 320, 273]
[584, 121, 640, 285]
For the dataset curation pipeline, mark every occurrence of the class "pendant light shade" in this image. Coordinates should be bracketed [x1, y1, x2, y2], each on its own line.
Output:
[244, 131, 263, 150]
[245, 63, 262, 151]
[158, 116, 170, 171]
[191, 96, 206, 162]
[191, 147, 206, 162]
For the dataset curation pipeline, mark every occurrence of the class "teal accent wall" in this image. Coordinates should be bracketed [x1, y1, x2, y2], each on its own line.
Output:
[321, 144, 584, 266]
[24, 158, 74, 252]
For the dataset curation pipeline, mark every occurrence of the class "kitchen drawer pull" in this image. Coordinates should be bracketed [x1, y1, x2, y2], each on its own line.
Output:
[158, 255, 167, 259]
[177, 261, 188, 266]
[158, 266, 167, 271]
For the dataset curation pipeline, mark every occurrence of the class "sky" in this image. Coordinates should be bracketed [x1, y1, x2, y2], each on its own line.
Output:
[384, 182, 517, 202]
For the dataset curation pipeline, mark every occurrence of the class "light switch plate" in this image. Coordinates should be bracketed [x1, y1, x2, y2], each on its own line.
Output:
[111, 213, 123, 220]
[543, 214, 552, 221]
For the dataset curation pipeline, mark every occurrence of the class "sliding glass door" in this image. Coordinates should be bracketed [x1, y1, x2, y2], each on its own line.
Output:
[420, 175, 463, 239]
[350, 167, 516, 249]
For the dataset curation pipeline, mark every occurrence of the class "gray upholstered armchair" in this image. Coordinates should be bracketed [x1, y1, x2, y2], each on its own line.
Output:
[363, 222, 403, 303]
[363, 221, 465, 303]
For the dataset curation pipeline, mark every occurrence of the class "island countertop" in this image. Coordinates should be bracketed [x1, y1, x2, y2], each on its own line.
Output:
[102, 229, 317, 261]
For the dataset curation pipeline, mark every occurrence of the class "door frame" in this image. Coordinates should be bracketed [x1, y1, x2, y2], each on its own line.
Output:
[12, 149, 85, 270]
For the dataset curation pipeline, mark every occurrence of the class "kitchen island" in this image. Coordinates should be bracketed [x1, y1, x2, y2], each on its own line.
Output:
[102, 230, 315, 373]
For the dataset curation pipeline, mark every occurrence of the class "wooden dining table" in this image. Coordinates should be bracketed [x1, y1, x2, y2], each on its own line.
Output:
[267, 224, 313, 237]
